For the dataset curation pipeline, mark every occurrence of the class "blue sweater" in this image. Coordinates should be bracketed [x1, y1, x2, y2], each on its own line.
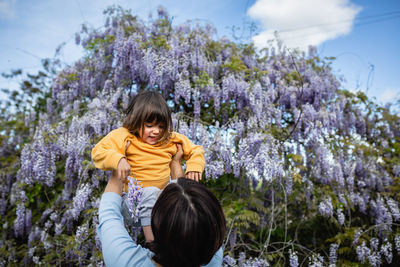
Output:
[98, 192, 223, 266]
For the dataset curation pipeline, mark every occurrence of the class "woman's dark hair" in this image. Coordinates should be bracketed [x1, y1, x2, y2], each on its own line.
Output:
[149, 178, 226, 267]
[123, 91, 172, 143]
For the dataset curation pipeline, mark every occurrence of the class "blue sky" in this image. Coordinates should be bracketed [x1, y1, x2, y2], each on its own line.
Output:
[0, 0, 399, 106]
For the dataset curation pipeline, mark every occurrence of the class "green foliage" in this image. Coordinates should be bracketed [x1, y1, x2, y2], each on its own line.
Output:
[142, 35, 171, 50]
[222, 56, 248, 73]
[194, 71, 212, 89]
[205, 40, 223, 61]
[86, 35, 116, 53]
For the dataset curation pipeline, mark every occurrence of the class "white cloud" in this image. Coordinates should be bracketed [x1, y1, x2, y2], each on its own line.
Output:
[377, 87, 400, 104]
[0, 0, 16, 19]
[247, 0, 361, 50]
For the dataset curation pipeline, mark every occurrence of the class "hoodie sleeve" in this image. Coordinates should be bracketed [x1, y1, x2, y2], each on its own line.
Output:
[173, 132, 205, 174]
[91, 128, 130, 171]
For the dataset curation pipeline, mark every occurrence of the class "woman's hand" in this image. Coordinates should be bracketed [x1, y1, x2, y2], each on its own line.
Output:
[172, 143, 184, 162]
[170, 144, 184, 179]
[105, 170, 125, 195]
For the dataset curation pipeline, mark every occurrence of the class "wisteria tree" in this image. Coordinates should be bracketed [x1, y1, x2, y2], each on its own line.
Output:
[1, 6, 400, 266]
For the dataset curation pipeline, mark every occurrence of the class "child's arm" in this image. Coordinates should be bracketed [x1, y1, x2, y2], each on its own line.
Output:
[92, 128, 131, 179]
[175, 133, 205, 181]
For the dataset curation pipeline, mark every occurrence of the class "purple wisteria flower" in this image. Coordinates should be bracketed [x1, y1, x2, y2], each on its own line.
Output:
[25, 208, 32, 235]
[223, 255, 236, 266]
[75, 223, 89, 243]
[318, 197, 333, 217]
[386, 197, 400, 221]
[242, 257, 270, 267]
[71, 183, 92, 220]
[28, 226, 41, 247]
[54, 223, 63, 236]
[337, 208, 345, 225]
[380, 240, 392, 264]
[332, 162, 344, 188]
[349, 192, 367, 214]
[393, 164, 400, 177]
[395, 235, 400, 255]
[367, 251, 381, 267]
[17, 130, 59, 187]
[305, 180, 313, 202]
[356, 241, 370, 264]
[308, 254, 324, 267]
[370, 237, 379, 251]
[40, 230, 52, 251]
[329, 243, 339, 266]
[127, 176, 143, 223]
[289, 249, 298, 267]
[338, 193, 348, 207]
[353, 229, 362, 246]
[237, 252, 246, 266]
[285, 175, 293, 195]
[228, 228, 237, 248]
[14, 204, 25, 237]
[370, 197, 392, 232]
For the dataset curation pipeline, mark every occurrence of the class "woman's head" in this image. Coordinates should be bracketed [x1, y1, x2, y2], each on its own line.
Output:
[149, 178, 226, 267]
[123, 91, 172, 144]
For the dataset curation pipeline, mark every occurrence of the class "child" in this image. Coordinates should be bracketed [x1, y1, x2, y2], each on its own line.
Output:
[91, 91, 205, 241]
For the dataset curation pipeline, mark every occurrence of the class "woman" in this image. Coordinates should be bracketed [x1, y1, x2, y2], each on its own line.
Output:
[97, 146, 226, 266]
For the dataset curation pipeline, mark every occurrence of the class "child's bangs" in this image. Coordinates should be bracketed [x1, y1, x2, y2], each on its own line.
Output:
[142, 102, 172, 143]
[143, 104, 169, 128]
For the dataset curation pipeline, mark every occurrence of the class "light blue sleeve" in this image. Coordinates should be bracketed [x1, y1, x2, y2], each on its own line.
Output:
[98, 192, 223, 267]
[202, 247, 223, 267]
[98, 192, 155, 267]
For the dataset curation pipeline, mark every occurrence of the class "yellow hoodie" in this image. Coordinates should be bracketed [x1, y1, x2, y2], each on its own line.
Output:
[91, 127, 205, 190]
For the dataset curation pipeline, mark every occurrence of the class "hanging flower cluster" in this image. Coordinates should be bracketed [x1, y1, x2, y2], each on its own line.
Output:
[127, 176, 143, 224]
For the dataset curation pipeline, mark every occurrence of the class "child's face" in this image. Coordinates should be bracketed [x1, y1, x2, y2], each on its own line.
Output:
[140, 121, 164, 145]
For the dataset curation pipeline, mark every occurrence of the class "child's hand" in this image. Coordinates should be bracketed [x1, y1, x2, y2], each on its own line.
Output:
[117, 140, 131, 182]
[185, 171, 202, 182]
[117, 157, 131, 181]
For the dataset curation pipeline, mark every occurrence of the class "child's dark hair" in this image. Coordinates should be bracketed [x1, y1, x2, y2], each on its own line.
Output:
[148, 178, 226, 267]
[123, 91, 172, 143]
